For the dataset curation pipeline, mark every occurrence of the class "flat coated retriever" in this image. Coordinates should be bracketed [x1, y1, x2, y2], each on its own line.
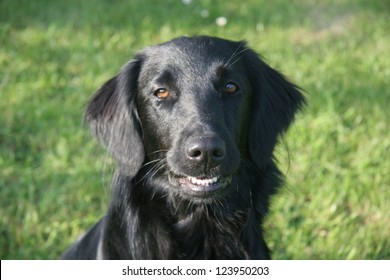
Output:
[62, 36, 305, 260]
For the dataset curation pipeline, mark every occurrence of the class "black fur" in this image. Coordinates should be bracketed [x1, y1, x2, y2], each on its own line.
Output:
[62, 36, 305, 260]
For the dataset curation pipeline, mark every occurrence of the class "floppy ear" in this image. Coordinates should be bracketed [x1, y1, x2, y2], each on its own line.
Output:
[244, 50, 305, 169]
[85, 59, 144, 177]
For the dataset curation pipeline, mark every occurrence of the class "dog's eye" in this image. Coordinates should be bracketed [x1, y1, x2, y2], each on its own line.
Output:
[225, 82, 239, 94]
[154, 88, 170, 99]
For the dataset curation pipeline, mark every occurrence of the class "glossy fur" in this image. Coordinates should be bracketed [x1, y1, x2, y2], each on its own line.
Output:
[62, 36, 305, 259]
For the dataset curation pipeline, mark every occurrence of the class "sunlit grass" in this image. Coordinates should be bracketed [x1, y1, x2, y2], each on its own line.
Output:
[1, 0, 389, 259]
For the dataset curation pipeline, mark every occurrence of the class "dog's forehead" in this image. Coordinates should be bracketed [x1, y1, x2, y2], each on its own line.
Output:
[143, 37, 241, 69]
[136, 37, 248, 89]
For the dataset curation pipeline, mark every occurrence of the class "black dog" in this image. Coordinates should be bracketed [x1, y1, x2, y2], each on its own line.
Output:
[62, 36, 305, 259]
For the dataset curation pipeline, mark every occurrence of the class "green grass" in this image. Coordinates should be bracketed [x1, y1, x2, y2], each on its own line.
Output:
[1, 0, 389, 259]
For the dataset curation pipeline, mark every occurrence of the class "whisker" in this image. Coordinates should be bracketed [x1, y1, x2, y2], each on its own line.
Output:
[224, 41, 246, 68]
[141, 158, 165, 168]
[135, 158, 166, 185]
[226, 48, 249, 68]
[148, 160, 167, 182]
[151, 189, 157, 201]
[186, 199, 193, 215]
[205, 204, 210, 219]
[145, 149, 168, 157]
[174, 198, 184, 216]
[222, 196, 230, 213]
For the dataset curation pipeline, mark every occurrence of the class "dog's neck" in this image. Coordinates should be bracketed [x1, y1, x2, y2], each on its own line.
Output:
[170, 202, 252, 259]
[105, 171, 260, 259]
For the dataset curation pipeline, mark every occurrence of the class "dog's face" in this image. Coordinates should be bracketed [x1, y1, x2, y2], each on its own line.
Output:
[86, 36, 304, 203]
[135, 38, 252, 201]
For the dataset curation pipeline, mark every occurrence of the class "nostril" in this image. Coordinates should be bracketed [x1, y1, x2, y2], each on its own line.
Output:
[187, 141, 205, 160]
[212, 148, 225, 159]
[189, 149, 202, 159]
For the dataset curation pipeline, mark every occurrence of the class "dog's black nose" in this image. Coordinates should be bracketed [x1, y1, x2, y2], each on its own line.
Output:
[186, 136, 226, 167]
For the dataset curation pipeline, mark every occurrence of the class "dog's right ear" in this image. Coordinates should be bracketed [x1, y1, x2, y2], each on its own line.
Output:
[85, 59, 144, 178]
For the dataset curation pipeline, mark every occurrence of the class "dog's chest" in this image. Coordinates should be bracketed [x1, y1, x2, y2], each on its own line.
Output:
[170, 210, 249, 259]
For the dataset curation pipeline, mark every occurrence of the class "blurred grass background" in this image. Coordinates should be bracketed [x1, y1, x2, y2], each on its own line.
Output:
[0, 0, 389, 259]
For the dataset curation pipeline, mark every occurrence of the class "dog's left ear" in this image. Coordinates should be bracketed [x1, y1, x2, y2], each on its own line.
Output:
[85, 58, 145, 178]
[244, 49, 306, 169]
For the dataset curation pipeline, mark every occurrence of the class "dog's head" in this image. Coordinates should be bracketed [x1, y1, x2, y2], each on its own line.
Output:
[86, 36, 304, 203]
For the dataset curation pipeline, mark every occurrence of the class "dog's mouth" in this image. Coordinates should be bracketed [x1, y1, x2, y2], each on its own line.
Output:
[179, 176, 232, 192]
[169, 174, 232, 194]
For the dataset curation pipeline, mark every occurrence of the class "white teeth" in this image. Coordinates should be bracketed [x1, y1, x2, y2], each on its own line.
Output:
[188, 176, 219, 186]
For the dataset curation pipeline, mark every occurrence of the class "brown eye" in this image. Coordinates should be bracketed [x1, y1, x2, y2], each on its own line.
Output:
[154, 88, 170, 99]
[225, 82, 239, 94]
